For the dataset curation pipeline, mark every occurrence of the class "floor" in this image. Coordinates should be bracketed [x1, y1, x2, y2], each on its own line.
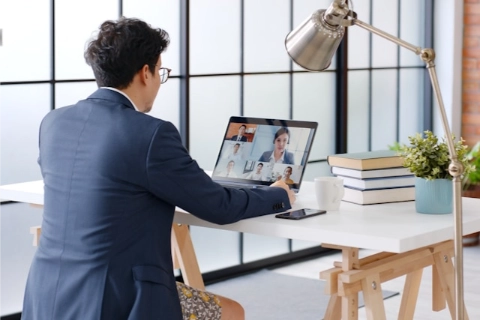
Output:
[272, 243, 480, 319]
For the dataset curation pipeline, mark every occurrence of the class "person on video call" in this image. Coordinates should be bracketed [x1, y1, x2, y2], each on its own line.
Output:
[276, 166, 295, 185]
[258, 127, 295, 164]
[22, 17, 295, 320]
[230, 124, 248, 142]
[244, 162, 267, 181]
[226, 143, 243, 162]
[217, 160, 238, 178]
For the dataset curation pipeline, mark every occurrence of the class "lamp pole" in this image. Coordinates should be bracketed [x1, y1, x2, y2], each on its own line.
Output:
[285, 1, 466, 318]
[347, 17, 465, 319]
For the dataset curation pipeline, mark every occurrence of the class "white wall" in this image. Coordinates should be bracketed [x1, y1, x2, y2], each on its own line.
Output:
[434, 0, 464, 139]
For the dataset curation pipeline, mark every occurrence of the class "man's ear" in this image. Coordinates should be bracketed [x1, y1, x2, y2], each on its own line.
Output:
[138, 64, 151, 85]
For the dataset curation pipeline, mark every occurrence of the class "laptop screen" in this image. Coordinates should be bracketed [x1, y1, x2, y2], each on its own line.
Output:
[212, 116, 318, 192]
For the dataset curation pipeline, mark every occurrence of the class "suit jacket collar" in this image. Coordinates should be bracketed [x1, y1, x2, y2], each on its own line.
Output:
[87, 88, 136, 110]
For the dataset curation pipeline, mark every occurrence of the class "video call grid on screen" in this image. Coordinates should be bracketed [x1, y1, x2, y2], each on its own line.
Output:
[212, 116, 318, 191]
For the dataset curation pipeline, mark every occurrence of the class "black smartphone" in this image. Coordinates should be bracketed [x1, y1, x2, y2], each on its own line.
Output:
[275, 208, 327, 220]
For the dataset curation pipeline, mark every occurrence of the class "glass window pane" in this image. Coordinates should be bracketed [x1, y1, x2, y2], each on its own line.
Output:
[190, 227, 240, 273]
[55, 82, 98, 109]
[302, 161, 331, 183]
[399, 69, 424, 143]
[190, 0, 241, 75]
[293, 0, 332, 26]
[347, 0, 371, 69]
[371, 0, 398, 68]
[400, 0, 425, 67]
[371, 70, 398, 150]
[0, 0, 51, 82]
[293, 72, 335, 161]
[347, 71, 370, 152]
[0, 84, 51, 184]
[243, 234, 289, 263]
[189, 76, 241, 171]
[244, 0, 290, 72]
[292, 240, 321, 251]
[55, 0, 118, 80]
[123, 0, 180, 76]
[149, 78, 181, 130]
[244, 74, 290, 119]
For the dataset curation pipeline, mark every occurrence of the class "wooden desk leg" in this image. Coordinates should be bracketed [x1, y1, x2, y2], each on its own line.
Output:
[30, 226, 41, 247]
[342, 247, 359, 320]
[171, 224, 205, 291]
[398, 268, 423, 320]
[324, 293, 341, 320]
[361, 273, 386, 320]
[342, 294, 358, 320]
[433, 251, 470, 320]
[432, 263, 446, 311]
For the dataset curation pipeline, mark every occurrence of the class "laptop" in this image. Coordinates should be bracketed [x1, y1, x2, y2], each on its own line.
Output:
[212, 116, 318, 193]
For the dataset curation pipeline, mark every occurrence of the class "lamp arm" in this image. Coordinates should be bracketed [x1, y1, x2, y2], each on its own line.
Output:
[345, 15, 465, 319]
[347, 17, 462, 169]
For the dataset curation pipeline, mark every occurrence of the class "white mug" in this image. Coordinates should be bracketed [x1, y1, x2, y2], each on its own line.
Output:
[314, 177, 345, 211]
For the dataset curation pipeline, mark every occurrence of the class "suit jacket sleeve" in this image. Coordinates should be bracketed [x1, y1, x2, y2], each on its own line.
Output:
[258, 151, 270, 162]
[146, 122, 291, 224]
[285, 151, 295, 164]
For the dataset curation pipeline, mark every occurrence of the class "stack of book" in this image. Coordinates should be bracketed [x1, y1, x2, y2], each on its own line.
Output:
[327, 150, 415, 205]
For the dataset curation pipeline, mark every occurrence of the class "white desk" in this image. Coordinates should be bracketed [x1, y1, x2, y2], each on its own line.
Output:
[2, 180, 480, 320]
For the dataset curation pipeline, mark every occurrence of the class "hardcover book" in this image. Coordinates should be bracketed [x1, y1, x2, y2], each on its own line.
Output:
[342, 186, 415, 205]
[327, 150, 404, 170]
[339, 175, 415, 190]
[331, 166, 412, 179]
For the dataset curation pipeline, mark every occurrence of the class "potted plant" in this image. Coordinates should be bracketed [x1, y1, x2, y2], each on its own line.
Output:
[398, 131, 473, 214]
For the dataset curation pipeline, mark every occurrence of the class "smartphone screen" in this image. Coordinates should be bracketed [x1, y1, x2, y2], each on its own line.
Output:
[275, 208, 327, 220]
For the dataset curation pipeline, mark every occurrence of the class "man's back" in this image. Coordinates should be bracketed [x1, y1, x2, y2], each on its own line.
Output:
[22, 89, 291, 320]
[23, 89, 183, 319]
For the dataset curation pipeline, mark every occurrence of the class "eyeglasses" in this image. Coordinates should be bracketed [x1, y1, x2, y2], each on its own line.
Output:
[159, 67, 171, 84]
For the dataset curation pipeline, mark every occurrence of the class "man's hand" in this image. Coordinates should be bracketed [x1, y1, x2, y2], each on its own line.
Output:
[270, 180, 296, 205]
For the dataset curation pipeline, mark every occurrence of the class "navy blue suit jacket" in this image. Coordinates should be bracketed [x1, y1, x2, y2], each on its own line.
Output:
[22, 89, 290, 320]
[230, 135, 247, 142]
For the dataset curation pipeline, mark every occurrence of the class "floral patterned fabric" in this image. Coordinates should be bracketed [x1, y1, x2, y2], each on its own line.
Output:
[176, 282, 222, 320]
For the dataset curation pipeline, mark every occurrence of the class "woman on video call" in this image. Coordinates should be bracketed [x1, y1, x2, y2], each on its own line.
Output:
[258, 127, 294, 164]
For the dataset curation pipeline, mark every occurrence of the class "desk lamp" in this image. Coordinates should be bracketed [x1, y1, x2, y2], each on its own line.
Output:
[285, 1, 466, 318]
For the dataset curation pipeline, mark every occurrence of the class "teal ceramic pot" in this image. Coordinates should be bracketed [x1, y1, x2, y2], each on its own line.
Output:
[415, 177, 453, 214]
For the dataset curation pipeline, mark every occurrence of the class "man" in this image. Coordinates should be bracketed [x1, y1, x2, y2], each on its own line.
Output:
[22, 18, 295, 320]
[281, 166, 295, 185]
[226, 143, 243, 162]
[230, 125, 247, 142]
[244, 162, 267, 181]
[217, 160, 238, 178]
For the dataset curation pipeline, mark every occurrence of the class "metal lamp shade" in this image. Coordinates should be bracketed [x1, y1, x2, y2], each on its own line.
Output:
[285, 10, 345, 71]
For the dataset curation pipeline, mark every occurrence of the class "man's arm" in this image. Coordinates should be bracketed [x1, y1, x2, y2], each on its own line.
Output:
[146, 122, 292, 224]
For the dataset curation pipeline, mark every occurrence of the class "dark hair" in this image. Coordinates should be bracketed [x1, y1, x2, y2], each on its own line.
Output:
[239, 125, 247, 130]
[285, 166, 292, 173]
[85, 17, 170, 89]
[273, 127, 290, 144]
[257, 163, 264, 167]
